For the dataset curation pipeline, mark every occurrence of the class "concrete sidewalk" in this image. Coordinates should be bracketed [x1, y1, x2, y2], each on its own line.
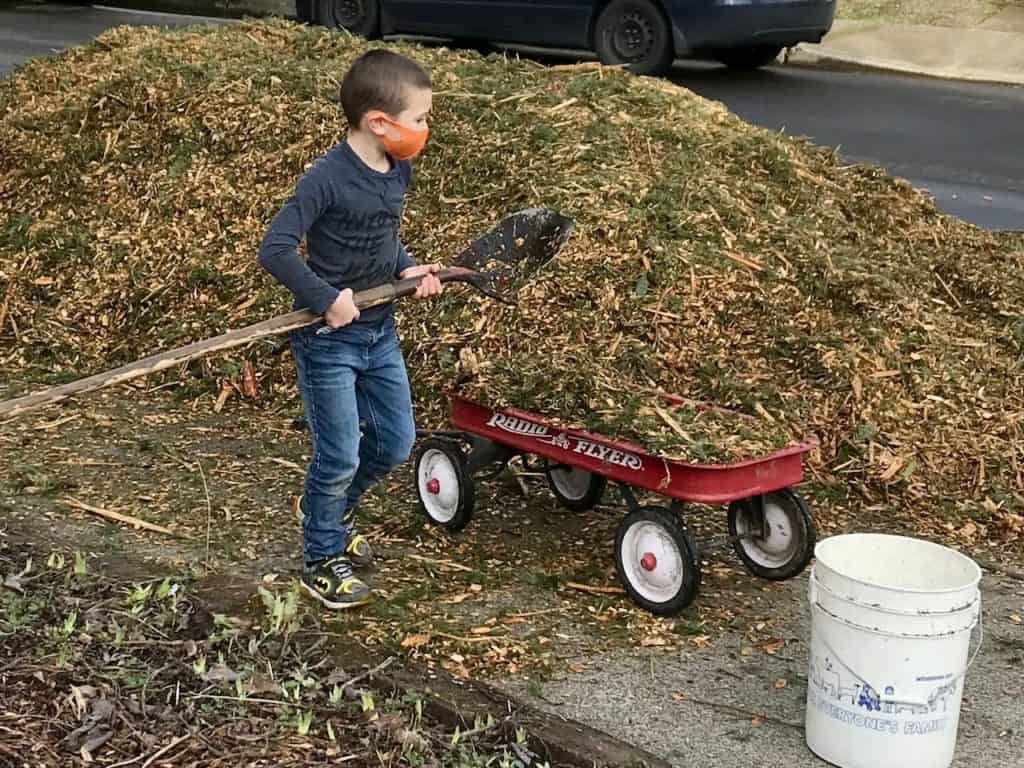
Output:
[791, 12, 1024, 86]
[499, 566, 1024, 768]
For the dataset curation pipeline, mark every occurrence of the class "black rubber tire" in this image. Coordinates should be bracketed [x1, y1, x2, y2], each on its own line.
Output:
[414, 438, 476, 532]
[545, 463, 607, 512]
[316, 0, 380, 38]
[712, 45, 783, 70]
[295, 0, 315, 23]
[728, 489, 816, 581]
[615, 505, 701, 616]
[594, 0, 674, 76]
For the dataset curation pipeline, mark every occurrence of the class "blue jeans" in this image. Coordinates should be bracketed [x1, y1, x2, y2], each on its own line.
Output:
[290, 314, 416, 564]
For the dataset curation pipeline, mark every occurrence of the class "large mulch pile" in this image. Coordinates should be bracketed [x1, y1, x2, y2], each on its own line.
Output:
[0, 21, 1021, 540]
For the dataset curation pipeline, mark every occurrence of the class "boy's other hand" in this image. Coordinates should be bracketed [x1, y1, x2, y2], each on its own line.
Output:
[325, 288, 360, 328]
[401, 264, 444, 299]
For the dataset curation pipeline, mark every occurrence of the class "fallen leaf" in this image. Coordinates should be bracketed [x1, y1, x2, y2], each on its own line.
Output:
[760, 639, 785, 655]
[774, 679, 788, 689]
[33, 276, 54, 286]
[401, 633, 432, 649]
[751, 715, 766, 727]
[470, 626, 493, 636]
[958, 521, 978, 541]
[1009, 615, 1022, 625]
[641, 636, 668, 647]
[204, 663, 243, 683]
[248, 673, 279, 695]
[672, 692, 688, 701]
[469, 584, 483, 592]
[443, 592, 473, 604]
[879, 455, 906, 482]
[324, 669, 350, 687]
[2, 573, 24, 593]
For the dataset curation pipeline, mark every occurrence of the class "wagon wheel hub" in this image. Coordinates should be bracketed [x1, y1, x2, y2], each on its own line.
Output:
[427, 478, 441, 495]
[640, 552, 657, 571]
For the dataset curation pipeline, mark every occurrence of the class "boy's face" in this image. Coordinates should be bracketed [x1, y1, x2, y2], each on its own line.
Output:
[394, 85, 432, 131]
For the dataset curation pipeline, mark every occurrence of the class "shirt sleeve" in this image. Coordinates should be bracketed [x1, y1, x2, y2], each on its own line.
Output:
[257, 170, 340, 315]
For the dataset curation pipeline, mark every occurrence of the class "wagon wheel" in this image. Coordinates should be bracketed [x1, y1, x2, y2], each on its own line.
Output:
[728, 489, 816, 581]
[415, 438, 476, 532]
[545, 462, 607, 511]
[615, 505, 701, 616]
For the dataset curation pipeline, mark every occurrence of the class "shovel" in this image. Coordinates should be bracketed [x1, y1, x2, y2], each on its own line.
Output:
[0, 208, 574, 420]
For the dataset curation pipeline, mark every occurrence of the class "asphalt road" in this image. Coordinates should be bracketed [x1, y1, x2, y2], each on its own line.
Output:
[673, 63, 1024, 231]
[1, 3, 1022, 230]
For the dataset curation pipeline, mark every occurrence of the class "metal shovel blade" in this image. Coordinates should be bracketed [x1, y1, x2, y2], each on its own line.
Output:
[453, 207, 575, 279]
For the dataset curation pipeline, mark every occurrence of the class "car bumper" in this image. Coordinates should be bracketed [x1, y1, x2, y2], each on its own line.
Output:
[669, 0, 837, 52]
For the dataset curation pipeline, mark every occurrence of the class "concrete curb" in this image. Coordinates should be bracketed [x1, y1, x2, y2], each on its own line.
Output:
[789, 19, 1024, 87]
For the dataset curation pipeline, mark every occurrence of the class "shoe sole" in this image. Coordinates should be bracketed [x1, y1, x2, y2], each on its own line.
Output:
[301, 580, 373, 610]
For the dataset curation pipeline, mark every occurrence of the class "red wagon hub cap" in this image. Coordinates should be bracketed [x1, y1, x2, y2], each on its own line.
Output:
[427, 478, 441, 495]
[640, 552, 657, 571]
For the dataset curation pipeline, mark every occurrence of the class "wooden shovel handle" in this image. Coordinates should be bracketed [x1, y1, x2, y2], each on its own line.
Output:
[0, 268, 481, 420]
[353, 267, 475, 310]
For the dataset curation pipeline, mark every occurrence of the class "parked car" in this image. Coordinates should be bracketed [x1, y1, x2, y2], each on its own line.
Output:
[295, 0, 836, 74]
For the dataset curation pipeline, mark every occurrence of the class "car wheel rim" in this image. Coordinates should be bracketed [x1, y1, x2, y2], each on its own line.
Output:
[736, 498, 798, 568]
[419, 449, 459, 523]
[612, 12, 654, 61]
[620, 521, 684, 604]
[331, 0, 365, 27]
[550, 467, 593, 501]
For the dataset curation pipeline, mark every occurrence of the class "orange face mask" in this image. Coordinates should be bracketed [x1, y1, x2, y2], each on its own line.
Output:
[369, 111, 429, 161]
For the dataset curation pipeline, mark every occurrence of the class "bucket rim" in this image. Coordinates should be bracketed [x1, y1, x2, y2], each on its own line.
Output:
[813, 533, 981, 596]
[809, 570, 980, 618]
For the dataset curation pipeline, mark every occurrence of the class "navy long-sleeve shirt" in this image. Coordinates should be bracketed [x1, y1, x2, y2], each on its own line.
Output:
[258, 141, 416, 323]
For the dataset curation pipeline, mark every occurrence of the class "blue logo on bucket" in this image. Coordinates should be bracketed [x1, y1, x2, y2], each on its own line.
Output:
[809, 653, 957, 723]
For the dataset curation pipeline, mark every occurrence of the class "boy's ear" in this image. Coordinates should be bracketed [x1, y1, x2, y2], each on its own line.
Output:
[363, 110, 391, 137]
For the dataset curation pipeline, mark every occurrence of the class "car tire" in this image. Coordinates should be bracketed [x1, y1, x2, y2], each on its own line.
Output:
[295, 0, 315, 23]
[316, 0, 381, 38]
[712, 45, 783, 70]
[594, 0, 674, 76]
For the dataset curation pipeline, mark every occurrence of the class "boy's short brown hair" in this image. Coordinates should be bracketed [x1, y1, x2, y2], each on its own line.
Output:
[339, 50, 431, 127]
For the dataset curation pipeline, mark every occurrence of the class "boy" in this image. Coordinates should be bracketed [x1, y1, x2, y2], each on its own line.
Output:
[258, 50, 442, 609]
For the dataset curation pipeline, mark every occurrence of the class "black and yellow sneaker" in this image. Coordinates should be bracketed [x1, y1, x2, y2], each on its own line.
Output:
[301, 555, 372, 610]
[342, 509, 374, 569]
[295, 495, 374, 569]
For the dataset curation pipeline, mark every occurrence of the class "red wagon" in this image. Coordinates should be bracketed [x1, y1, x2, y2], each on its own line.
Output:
[413, 396, 818, 616]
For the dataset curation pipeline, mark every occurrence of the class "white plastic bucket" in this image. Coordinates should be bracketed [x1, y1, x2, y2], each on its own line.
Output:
[805, 534, 983, 768]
